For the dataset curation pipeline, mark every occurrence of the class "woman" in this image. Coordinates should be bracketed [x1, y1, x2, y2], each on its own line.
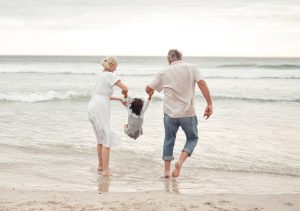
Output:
[88, 56, 128, 176]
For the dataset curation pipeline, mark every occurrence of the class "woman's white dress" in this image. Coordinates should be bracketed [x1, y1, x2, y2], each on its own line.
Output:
[87, 71, 121, 148]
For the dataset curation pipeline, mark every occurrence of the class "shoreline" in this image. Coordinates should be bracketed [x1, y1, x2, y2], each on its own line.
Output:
[1, 188, 299, 211]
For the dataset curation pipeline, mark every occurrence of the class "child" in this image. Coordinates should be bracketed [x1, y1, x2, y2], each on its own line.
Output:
[123, 95, 151, 140]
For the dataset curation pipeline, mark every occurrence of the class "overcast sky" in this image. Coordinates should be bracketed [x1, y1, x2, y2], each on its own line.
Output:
[0, 0, 299, 57]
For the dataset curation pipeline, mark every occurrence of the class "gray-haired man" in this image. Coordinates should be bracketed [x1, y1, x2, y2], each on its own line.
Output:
[146, 49, 213, 178]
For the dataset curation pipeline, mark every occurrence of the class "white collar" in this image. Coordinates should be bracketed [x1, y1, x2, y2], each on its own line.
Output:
[170, 60, 183, 65]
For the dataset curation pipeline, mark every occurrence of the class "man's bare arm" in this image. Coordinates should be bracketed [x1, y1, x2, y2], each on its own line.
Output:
[197, 80, 213, 120]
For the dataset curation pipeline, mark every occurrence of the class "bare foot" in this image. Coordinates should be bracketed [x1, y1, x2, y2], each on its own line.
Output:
[164, 170, 170, 178]
[101, 170, 112, 177]
[172, 162, 182, 177]
[98, 166, 103, 171]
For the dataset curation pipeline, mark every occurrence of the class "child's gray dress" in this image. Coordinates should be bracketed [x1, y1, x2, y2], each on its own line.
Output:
[124, 100, 150, 140]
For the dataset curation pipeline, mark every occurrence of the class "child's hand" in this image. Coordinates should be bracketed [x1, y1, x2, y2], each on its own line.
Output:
[120, 98, 128, 106]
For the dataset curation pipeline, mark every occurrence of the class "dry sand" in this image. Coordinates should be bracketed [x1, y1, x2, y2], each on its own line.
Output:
[0, 188, 299, 211]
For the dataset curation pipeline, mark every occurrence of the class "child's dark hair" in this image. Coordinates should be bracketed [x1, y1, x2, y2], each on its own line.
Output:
[129, 98, 144, 116]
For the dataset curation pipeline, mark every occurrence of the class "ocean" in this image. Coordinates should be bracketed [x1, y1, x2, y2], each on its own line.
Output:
[0, 56, 299, 194]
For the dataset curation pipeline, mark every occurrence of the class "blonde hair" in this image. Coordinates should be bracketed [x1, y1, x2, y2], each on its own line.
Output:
[101, 56, 118, 69]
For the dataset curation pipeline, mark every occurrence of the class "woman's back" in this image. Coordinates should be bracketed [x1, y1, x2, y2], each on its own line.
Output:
[93, 71, 119, 96]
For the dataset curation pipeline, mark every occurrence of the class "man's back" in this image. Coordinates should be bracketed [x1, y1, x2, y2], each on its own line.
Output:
[150, 60, 202, 118]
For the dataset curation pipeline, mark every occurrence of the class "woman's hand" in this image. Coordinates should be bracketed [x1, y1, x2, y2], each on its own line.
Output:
[115, 80, 128, 98]
[121, 90, 128, 98]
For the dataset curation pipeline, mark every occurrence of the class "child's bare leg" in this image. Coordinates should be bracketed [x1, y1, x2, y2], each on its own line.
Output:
[97, 144, 103, 171]
[164, 160, 171, 178]
[172, 151, 189, 177]
[101, 146, 112, 176]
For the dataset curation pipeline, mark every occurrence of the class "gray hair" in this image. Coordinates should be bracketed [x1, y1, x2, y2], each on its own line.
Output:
[167, 49, 182, 62]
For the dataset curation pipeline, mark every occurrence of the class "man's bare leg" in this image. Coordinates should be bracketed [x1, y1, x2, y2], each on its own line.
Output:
[97, 144, 103, 171]
[172, 151, 189, 177]
[101, 146, 112, 176]
[164, 160, 171, 178]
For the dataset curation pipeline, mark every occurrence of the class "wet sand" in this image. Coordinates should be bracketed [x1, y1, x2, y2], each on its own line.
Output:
[1, 188, 299, 211]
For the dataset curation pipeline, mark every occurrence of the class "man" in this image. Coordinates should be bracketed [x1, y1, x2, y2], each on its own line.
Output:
[146, 49, 213, 178]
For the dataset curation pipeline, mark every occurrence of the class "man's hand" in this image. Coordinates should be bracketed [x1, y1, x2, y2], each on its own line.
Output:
[145, 85, 154, 100]
[203, 104, 213, 120]
[148, 90, 154, 100]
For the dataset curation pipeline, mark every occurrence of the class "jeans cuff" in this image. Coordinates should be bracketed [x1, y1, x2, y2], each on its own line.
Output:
[162, 155, 174, 161]
[182, 148, 192, 156]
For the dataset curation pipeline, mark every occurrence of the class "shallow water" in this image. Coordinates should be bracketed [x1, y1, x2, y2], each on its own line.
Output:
[0, 56, 300, 194]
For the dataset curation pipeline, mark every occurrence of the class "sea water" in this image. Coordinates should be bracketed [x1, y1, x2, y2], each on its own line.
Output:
[0, 56, 299, 194]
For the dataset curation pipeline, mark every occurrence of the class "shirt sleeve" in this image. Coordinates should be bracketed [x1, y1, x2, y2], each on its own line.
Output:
[194, 67, 202, 83]
[149, 73, 164, 92]
[106, 73, 120, 86]
[142, 99, 150, 113]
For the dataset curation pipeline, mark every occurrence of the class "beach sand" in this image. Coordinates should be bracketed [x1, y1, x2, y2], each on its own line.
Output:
[1, 188, 299, 211]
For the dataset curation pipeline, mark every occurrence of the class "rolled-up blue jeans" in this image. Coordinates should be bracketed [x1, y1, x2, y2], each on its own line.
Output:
[162, 114, 198, 160]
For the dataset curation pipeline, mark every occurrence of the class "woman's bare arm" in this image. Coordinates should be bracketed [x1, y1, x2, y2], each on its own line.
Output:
[110, 96, 122, 101]
[115, 80, 128, 98]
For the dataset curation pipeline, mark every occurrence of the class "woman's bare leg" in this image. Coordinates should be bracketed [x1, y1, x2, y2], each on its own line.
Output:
[101, 146, 112, 176]
[97, 144, 103, 171]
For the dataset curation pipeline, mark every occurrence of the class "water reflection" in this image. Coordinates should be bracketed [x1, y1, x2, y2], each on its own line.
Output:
[97, 174, 182, 194]
[164, 178, 179, 194]
[98, 176, 111, 193]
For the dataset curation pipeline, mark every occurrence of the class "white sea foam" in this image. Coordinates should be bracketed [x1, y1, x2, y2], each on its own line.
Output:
[1, 91, 299, 103]
[0, 91, 90, 103]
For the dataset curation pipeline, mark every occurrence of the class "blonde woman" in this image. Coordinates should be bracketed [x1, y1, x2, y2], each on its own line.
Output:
[88, 56, 128, 176]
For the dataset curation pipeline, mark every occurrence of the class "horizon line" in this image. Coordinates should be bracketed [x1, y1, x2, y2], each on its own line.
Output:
[0, 54, 299, 59]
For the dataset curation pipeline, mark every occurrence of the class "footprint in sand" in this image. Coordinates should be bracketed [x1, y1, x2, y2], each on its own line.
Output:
[218, 200, 231, 205]
[204, 201, 214, 206]
[204, 201, 236, 211]
[284, 202, 294, 206]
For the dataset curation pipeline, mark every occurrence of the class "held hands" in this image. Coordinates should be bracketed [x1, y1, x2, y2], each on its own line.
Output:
[121, 90, 128, 98]
[120, 89, 128, 106]
[120, 98, 128, 106]
[203, 104, 213, 120]
[148, 90, 154, 100]
[145, 85, 154, 100]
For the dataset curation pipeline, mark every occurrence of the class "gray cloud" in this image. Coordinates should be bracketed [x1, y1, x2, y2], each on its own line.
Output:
[0, 0, 299, 31]
[2, 0, 298, 18]
[0, 0, 299, 56]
